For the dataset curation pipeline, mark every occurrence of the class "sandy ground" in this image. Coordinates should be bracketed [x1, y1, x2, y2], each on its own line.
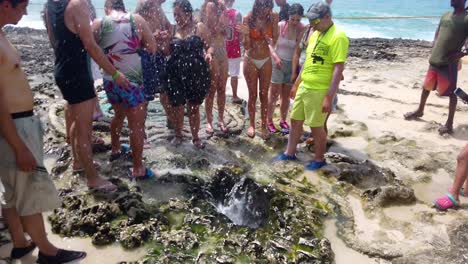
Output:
[1, 27, 467, 263]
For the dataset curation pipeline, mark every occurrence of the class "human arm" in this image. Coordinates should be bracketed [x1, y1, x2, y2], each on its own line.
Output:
[241, 15, 251, 52]
[322, 63, 345, 113]
[290, 66, 302, 100]
[69, 0, 129, 88]
[134, 14, 157, 54]
[266, 15, 282, 69]
[197, 22, 214, 63]
[0, 79, 36, 172]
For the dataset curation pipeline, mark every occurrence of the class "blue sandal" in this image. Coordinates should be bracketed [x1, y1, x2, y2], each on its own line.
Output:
[305, 160, 327, 171]
[274, 153, 298, 161]
[109, 144, 131, 162]
[133, 168, 156, 181]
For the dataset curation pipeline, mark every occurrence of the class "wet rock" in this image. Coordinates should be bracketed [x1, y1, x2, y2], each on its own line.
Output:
[215, 255, 235, 264]
[322, 153, 396, 189]
[92, 223, 116, 246]
[298, 237, 319, 250]
[296, 250, 319, 263]
[362, 185, 416, 207]
[119, 223, 153, 249]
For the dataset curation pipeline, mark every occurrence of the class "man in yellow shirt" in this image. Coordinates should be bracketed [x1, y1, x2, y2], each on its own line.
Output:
[276, 1, 349, 170]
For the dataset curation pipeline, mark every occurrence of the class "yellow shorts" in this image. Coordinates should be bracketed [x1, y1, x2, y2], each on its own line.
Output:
[291, 85, 328, 128]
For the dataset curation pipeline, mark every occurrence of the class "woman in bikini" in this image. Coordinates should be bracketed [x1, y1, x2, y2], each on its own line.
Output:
[201, 0, 230, 135]
[267, 3, 304, 135]
[242, 0, 279, 139]
[166, 0, 212, 149]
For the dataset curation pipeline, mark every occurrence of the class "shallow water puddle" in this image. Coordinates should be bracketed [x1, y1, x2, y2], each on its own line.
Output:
[324, 219, 375, 264]
[329, 136, 369, 161]
[347, 195, 381, 242]
[382, 203, 429, 222]
[413, 169, 453, 204]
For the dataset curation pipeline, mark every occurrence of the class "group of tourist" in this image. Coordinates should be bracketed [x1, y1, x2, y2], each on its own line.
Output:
[0, 0, 467, 262]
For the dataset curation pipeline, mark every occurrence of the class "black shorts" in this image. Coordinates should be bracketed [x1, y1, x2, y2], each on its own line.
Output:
[55, 75, 96, 105]
[141, 51, 168, 101]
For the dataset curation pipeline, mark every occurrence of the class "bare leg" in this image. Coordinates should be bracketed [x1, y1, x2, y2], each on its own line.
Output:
[231, 76, 240, 101]
[172, 105, 184, 145]
[205, 61, 218, 134]
[21, 214, 57, 256]
[110, 104, 126, 154]
[127, 103, 146, 176]
[68, 98, 112, 188]
[2, 208, 29, 248]
[311, 127, 327, 161]
[267, 83, 281, 124]
[404, 89, 430, 120]
[439, 93, 457, 135]
[448, 144, 468, 200]
[284, 119, 304, 155]
[258, 59, 273, 139]
[280, 84, 293, 122]
[160, 93, 174, 129]
[243, 57, 259, 138]
[217, 57, 229, 132]
[188, 103, 203, 148]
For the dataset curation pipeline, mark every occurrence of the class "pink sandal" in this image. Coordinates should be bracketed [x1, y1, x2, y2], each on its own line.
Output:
[433, 193, 458, 210]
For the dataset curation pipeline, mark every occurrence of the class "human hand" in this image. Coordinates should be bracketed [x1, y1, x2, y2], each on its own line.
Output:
[265, 37, 273, 45]
[15, 146, 37, 172]
[322, 96, 332, 113]
[205, 53, 213, 64]
[274, 56, 283, 69]
[290, 84, 298, 100]
[114, 72, 130, 89]
[235, 24, 249, 35]
[290, 73, 298, 84]
[448, 51, 466, 63]
[155, 30, 170, 40]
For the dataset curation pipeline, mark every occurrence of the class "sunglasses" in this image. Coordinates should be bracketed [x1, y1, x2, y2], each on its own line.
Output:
[310, 18, 321, 25]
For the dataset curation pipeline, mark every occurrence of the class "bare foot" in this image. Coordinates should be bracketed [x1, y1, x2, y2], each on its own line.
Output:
[217, 121, 229, 134]
[205, 123, 214, 135]
[171, 136, 183, 146]
[88, 177, 117, 193]
[247, 126, 255, 138]
[262, 127, 271, 140]
[403, 110, 423, 120]
[192, 138, 205, 149]
[438, 125, 453, 135]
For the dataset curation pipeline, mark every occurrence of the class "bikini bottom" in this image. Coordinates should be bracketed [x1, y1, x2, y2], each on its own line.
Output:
[247, 56, 271, 70]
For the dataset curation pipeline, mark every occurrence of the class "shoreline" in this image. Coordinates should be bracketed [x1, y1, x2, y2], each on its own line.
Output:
[1, 25, 468, 264]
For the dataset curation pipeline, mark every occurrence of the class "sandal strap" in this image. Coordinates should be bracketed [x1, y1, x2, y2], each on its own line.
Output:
[446, 193, 458, 205]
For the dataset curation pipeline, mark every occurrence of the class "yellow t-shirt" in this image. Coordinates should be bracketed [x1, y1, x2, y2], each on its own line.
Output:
[301, 24, 349, 90]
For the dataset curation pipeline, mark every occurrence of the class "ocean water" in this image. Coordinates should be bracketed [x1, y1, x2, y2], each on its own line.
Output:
[20, 0, 454, 40]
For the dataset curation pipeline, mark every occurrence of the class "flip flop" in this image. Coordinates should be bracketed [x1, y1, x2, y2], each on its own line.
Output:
[109, 144, 131, 162]
[448, 187, 466, 198]
[88, 181, 118, 194]
[132, 168, 156, 181]
[232, 97, 243, 104]
[433, 193, 458, 210]
[72, 161, 101, 174]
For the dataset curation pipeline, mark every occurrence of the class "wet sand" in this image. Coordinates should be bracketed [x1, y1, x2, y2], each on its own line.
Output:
[1, 27, 468, 263]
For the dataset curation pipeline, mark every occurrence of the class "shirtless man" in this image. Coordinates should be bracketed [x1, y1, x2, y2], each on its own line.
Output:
[135, 0, 174, 128]
[0, 0, 86, 262]
[45, 0, 130, 192]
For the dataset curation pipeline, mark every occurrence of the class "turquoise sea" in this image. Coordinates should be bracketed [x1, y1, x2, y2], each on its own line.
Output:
[20, 0, 455, 40]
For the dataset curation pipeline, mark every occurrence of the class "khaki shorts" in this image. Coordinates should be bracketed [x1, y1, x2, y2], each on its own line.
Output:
[0, 115, 60, 216]
[291, 85, 328, 128]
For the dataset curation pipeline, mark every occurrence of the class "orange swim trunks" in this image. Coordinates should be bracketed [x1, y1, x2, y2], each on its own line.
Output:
[423, 63, 458, 96]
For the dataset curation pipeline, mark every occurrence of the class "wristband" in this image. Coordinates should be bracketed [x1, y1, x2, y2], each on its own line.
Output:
[112, 70, 121, 80]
